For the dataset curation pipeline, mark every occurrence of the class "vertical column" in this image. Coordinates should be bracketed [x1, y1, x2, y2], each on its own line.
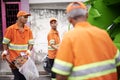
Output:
[21, 0, 30, 26]
[1, 0, 6, 35]
[21, 0, 29, 12]
[0, 0, 3, 50]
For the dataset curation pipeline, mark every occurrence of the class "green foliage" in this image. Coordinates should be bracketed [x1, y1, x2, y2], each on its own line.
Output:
[86, 0, 120, 49]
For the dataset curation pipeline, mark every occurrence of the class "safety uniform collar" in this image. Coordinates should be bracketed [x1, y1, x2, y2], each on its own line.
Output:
[50, 29, 58, 33]
[75, 21, 91, 28]
[14, 23, 28, 30]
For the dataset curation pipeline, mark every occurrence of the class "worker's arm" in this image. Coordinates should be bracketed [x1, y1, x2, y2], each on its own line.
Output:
[117, 66, 120, 79]
[1, 44, 8, 60]
[51, 44, 58, 50]
[28, 44, 33, 51]
[26, 29, 34, 55]
[3, 44, 8, 51]
[56, 74, 68, 80]
[26, 44, 33, 56]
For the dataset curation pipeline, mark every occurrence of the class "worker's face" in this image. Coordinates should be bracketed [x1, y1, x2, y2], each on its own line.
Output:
[50, 20, 58, 29]
[19, 15, 28, 24]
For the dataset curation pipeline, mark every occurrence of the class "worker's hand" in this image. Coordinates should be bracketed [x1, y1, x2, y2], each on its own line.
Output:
[26, 50, 31, 56]
[20, 52, 28, 59]
[1, 50, 8, 60]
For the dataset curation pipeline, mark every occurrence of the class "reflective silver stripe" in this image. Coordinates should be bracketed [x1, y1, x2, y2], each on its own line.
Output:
[115, 50, 120, 66]
[28, 39, 34, 44]
[52, 59, 73, 75]
[2, 37, 10, 44]
[71, 62, 116, 77]
[9, 43, 28, 50]
[49, 39, 55, 45]
[53, 61, 72, 73]
[48, 46, 55, 50]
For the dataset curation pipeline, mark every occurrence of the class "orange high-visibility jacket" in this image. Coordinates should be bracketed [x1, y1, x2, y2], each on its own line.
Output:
[2, 23, 34, 62]
[47, 29, 60, 59]
[52, 21, 120, 80]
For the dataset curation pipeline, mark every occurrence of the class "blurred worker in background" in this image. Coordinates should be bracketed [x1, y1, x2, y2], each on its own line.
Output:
[47, 17, 60, 80]
[52, 2, 120, 80]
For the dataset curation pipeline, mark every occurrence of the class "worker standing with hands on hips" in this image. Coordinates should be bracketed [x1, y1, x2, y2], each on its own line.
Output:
[1, 10, 34, 80]
[47, 17, 60, 80]
[52, 2, 120, 80]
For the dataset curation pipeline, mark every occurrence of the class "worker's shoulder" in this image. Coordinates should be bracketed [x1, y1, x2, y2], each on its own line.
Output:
[6, 23, 16, 30]
[63, 29, 75, 38]
[47, 30, 56, 35]
[93, 26, 108, 35]
[64, 26, 109, 38]
[47, 31, 52, 35]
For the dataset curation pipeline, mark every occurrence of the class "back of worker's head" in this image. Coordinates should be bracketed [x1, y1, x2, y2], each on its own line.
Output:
[66, 2, 87, 24]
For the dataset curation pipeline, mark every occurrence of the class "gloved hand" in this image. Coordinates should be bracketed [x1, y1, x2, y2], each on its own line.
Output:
[1, 50, 8, 60]
[26, 50, 31, 56]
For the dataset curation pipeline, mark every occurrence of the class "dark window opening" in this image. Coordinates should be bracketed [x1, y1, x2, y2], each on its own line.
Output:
[5, 4, 19, 27]
[3, 0, 20, 2]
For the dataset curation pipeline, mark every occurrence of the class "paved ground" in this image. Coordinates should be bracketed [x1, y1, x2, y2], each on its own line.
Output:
[0, 70, 51, 80]
[0, 74, 50, 80]
[0, 55, 51, 80]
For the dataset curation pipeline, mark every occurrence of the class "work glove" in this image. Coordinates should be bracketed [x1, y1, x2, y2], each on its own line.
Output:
[26, 50, 31, 56]
[1, 50, 8, 60]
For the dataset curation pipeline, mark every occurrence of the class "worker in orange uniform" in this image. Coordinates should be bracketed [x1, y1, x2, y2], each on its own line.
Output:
[1, 10, 34, 80]
[52, 2, 120, 80]
[47, 17, 60, 80]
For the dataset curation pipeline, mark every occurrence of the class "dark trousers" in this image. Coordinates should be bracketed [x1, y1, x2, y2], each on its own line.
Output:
[48, 59, 56, 78]
[11, 68, 26, 80]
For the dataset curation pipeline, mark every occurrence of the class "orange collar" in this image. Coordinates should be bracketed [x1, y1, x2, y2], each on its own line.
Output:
[50, 29, 58, 33]
[14, 23, 28, 30]
[75, 21, 92, 28]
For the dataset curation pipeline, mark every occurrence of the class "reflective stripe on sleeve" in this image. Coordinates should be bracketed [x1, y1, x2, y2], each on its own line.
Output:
[68, 59, 116, 80]
[52, 59, 73, 75]
[9, 43, 28, 51]
[48, 46, 56, 50]
[28, 39, 34, 45]
[69, 69, 116, 80]
[49, 39, 55, 45]
[115, 49, 120, 66]
[2, 37, 10, 44]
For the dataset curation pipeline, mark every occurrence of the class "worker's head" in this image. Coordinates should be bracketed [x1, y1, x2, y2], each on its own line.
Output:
[66, 2, 87, 26]
[17, 10, 31, 24]
[50, 17, 58, 30]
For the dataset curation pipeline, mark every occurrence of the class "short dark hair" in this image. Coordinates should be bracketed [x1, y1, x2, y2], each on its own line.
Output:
[50, 20, 57, 23]
[67, 8, 87, 19]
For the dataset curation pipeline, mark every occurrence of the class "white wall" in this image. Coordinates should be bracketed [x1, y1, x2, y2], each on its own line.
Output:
[30, 3, 68, 9]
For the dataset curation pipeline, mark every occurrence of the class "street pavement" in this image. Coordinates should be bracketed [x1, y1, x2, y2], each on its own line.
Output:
[0, 70, 51, 80]
[0, 74, 50, 80]
[0, 56, 51, 80]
